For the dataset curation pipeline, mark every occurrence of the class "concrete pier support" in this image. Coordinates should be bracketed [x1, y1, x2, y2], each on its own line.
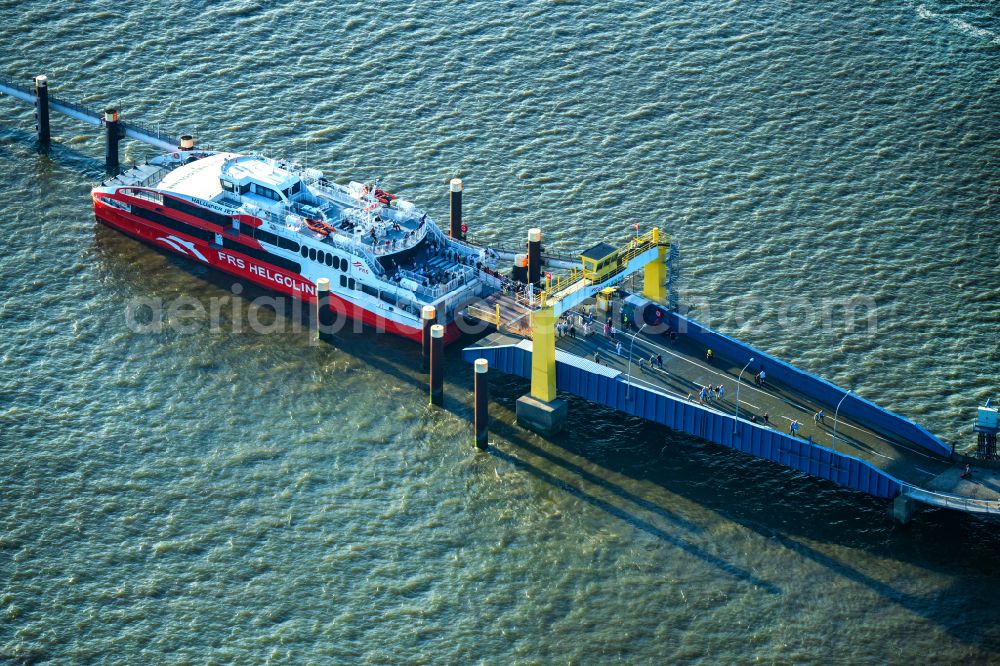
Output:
[516, 394, 568, 436]
[474, 359, 489, 449]
[104, 108, 122, 174]
[643, 227, 667, 303]
[33, 75, 50, 146]
[429, 324, 444, 406]
[449, 178, 463, 239]
[891, 494, 917, 524]
[527, 228, 541, 285]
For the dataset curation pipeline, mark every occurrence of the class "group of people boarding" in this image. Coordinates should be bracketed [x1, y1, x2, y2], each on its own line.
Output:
[698, 384, 725, 404]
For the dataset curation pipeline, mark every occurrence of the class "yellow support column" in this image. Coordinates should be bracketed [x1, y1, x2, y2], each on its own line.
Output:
[530, 307, 557, 402]
[643, 227, 667, 303]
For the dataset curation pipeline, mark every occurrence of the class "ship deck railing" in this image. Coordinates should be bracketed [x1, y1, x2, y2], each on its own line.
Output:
[302, 183, 436, 261]
[358, 216, 431, 257]
[398, 264, 478, 300]
[99, 162, 173, 189]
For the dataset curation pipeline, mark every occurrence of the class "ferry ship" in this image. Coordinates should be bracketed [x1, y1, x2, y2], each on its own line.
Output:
[92, 150, 489, 344]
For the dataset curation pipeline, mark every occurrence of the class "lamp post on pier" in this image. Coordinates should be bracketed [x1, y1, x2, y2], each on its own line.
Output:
[734, 357, 755, 434]
[625, 322, 649, 399]
[832, 389, 852, 451]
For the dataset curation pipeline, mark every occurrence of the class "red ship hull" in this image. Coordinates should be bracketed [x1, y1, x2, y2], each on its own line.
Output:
[94, 198, 463, 345]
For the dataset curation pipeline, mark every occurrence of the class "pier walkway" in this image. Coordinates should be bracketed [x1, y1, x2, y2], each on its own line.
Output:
[464, 301, 1000, 518]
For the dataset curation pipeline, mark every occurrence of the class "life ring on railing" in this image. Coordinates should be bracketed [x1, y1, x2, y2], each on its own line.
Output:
[644, 305, 665, 326]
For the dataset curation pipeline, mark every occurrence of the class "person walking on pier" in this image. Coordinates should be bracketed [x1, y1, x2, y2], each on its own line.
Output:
[699, 386, 708, 403]
[717, 384, 725, 400]
[616, 341, 623, 356]
[656, 354, 663, 369]
[814, 410, 825, 425]
[594, 351, 601, 365]
[706, 348, 713, 362]
[789, 419, 800, 436]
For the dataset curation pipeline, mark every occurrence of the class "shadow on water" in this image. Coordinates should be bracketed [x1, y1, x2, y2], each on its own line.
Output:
[488, 418, 705, 535]
[488, 445, 781, 593]
[0, 125, 128, 182]
[473, 415, 782, 593]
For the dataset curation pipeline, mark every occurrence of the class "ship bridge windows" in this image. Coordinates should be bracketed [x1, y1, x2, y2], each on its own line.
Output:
[221, 179, 250, 197]
[251, 183, 281, 201]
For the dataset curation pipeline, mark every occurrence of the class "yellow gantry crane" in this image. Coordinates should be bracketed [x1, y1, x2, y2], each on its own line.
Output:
[529, 227, 668, 403]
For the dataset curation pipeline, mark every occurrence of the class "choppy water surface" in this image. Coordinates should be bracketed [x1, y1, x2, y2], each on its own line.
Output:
[0, 0, 998, 662]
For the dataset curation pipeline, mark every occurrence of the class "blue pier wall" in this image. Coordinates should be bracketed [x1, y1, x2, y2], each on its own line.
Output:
[463, 343, 903, 500]
[666, 312, 952, 459]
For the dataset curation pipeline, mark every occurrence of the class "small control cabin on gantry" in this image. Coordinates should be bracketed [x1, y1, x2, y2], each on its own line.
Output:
[580, 242, 624, 283]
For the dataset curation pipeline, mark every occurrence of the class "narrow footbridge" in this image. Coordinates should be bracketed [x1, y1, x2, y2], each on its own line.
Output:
[0, 73, 191, 170]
